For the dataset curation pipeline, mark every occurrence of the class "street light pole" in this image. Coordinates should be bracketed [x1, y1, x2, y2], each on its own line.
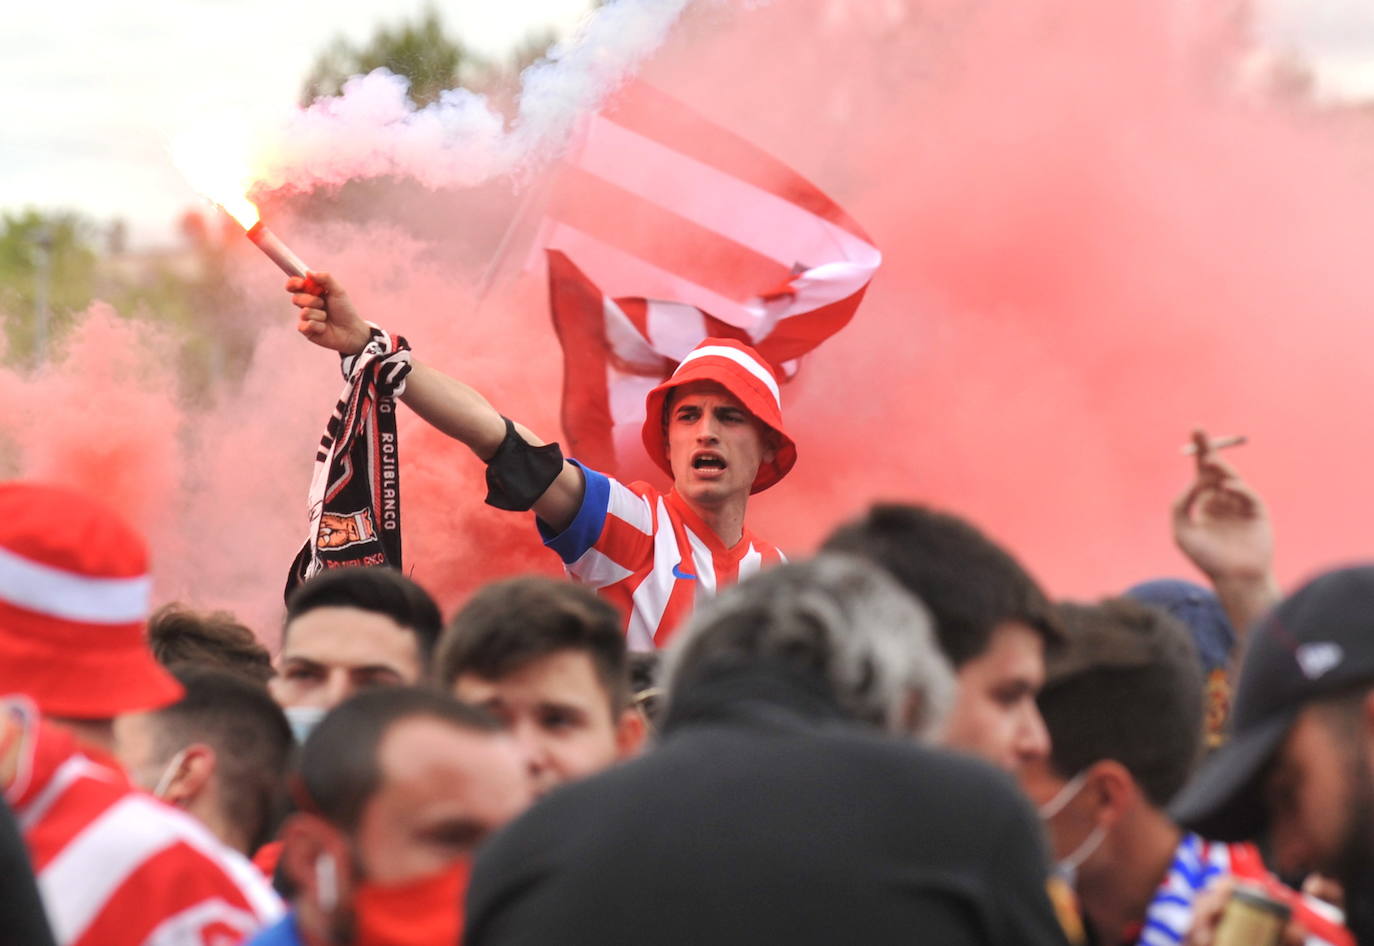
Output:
[33, 227, 53, 367]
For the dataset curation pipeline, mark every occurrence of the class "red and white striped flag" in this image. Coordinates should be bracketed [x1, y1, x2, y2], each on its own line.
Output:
[545, 82, 880, 482]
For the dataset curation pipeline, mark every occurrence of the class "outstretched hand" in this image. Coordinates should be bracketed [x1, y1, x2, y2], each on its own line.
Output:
[287, 271, 372, 356]
[1171, 428, 1274, 584]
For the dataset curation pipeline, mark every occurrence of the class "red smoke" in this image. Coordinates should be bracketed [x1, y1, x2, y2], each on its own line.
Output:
[644, 0, 1374, 598]
[7, 0, 1374, 642]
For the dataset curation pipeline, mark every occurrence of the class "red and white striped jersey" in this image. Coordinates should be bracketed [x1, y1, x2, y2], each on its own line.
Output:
[539, 463, 785, 650]
[1134, 833, 1350, 946]
[3, 700, 283, 946]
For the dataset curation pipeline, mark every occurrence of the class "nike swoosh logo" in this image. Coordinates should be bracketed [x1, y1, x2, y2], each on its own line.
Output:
[672, 563, 698, 581]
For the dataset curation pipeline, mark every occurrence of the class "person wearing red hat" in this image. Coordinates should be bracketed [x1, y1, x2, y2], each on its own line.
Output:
[0, 482, 283, 946]
[288, 274, 792, 649]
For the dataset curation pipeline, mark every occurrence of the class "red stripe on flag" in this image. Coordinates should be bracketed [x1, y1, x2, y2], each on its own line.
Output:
[548, 251, 617, 474]
[550, 166, 794, 305]
[754, 288, 870, 365]
[617, 298, 651, 346]
[607, 82, 871, 241]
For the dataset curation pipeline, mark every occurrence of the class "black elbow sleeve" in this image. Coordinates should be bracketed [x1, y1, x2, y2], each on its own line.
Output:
[484, 417, 565, 511]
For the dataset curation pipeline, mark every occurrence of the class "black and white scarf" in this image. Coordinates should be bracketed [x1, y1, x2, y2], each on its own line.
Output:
[285, 324, 412, 598]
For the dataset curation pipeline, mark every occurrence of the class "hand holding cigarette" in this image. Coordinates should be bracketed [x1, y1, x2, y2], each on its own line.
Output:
[288, 271, 373, 357]
[1181, 435, 1247, 456]
[1171, 427, 1279, 648]
[1172, 428, 1271, 580]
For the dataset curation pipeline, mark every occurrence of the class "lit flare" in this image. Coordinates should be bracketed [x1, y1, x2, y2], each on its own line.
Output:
[172, 129, 310, 278]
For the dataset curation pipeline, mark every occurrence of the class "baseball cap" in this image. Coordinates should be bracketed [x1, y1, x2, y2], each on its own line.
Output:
[1170, 565, 1374, 840]
[0, 482, 182, 718]
[641, 338, 796, 493]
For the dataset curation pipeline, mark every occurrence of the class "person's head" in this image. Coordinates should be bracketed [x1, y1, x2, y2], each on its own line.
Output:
[1173, 566, 1374, 925]
[641, 339, 795, 502]
[1125, 578, 1236, 748]
[147, 603, 274, 685]
[822, 503, 1060, 773]
[0, 482, 182, 742]
[115, 665, 293, 855]
[271, 567, 442, 739]
[281, 687, 531, 945]
[1020, 599, 1203, 896]
[435, 577, 642, 797]
[661, 554, 955, 738]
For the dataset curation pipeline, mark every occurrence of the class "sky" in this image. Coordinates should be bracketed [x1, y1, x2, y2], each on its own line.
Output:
[1, 0, 1372, 249]
[0, 0, 593, 247]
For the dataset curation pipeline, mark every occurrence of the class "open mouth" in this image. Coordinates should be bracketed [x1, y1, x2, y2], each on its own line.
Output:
[692, 452, 727, 471]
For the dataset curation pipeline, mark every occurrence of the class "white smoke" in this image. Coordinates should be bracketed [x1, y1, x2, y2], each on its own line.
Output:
[251, 0, 700, 193]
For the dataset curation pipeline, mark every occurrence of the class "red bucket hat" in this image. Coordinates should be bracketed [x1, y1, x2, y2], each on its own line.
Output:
[641, 338, 797, 494]
[0, 483, 182, 719]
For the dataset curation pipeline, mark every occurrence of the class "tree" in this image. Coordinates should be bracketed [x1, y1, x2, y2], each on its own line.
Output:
[300, 6, 476, 108]
[0, 210, 97, 365]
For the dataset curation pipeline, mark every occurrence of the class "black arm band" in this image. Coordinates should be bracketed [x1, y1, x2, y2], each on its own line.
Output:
[484, 417, 565, 512]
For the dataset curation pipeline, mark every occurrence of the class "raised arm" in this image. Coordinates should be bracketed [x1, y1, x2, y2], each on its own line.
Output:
[288, 272, 585, 532]
[1171, 428, 1280, 668]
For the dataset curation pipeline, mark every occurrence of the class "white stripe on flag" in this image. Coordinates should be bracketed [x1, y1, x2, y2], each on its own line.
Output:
[674, 346, 781, 407]
[602, 298, 662, 370]
[0, 546, 149, 624]
[547, 223, 752, 327]
[584, 117, 878, 272]
[645, 300, 709, 362]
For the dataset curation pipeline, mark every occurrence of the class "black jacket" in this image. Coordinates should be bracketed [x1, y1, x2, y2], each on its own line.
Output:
[0, 796, 56, 946]
[465, 661, 1070, 946]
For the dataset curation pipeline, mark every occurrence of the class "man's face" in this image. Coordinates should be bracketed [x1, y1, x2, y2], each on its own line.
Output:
[452, 649, 637, 797]
[664, 381, 775, 507]
[1264, 703, 1374, 879]
[270, 606, 423, 710]
[941, 621, 1050, 774]
[355, 716, 532, 884]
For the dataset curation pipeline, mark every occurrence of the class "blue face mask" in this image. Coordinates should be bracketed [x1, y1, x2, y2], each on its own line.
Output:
[284, 705, 328, 745]
[1038, 770, 1107, 890]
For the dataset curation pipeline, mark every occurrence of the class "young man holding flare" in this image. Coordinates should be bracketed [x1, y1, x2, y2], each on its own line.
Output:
[287, 273, 790, 650]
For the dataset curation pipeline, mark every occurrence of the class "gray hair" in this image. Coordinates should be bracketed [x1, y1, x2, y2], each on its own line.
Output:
[660, 554, 955, 739]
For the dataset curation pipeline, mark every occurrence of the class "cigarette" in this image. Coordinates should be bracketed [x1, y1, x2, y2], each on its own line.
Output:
[245, 221, 310, 278]
[1181, 435, 1247, 455]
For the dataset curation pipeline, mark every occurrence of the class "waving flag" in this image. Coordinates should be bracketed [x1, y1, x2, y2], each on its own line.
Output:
[545, 82, 881, 481]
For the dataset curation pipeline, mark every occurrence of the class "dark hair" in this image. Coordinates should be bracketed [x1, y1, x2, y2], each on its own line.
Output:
[284, 567, 443, 664]
[152, 665, 294, 851]
[1038, 598, 1205, 807]
[821, 503, 1060, 667]
[147, 604, 274, 684]
[434, 577, 629, 713]
[297, 687, 503, 832]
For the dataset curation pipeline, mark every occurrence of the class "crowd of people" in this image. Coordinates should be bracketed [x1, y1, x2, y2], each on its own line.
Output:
[2, 276, 1373, 946]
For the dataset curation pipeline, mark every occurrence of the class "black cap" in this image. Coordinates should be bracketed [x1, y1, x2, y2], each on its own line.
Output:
[1170, 565, 1374, 840]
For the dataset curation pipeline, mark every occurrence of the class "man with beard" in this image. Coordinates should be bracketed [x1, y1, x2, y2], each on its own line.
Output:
[1172, 565, 1374, 944]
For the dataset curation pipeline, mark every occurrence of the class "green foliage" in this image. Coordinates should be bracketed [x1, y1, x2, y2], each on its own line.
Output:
[300, 6, 475, 108]
[0, 210, 97, 364]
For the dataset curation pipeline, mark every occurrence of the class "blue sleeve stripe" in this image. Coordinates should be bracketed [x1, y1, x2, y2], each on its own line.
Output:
[1142, 917, 1185, 943]
[537, 460, 611, 564]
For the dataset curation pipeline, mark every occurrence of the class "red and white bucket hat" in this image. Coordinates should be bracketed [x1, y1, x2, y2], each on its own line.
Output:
[0, 482, 182, 719]
[641, 338, 797, 494]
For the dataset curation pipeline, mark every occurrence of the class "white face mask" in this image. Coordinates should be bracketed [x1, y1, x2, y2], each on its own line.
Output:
[151, 748, 189, 801]
[285, 705, 328, 745]
[315, 852, 339, 915]
[1038, 770, 1107, 889]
